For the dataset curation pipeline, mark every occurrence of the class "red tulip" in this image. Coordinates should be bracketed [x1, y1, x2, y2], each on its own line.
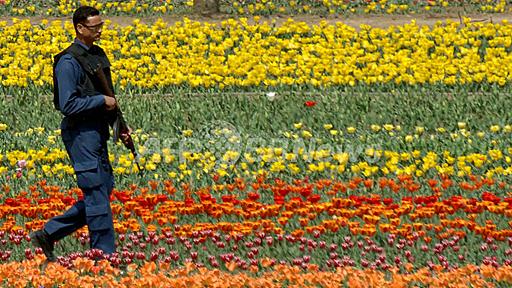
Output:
[304, 101, 317, 107]
[247, 192, 260, 201]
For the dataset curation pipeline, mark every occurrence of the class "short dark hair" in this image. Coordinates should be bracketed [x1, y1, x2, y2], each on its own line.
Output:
[73, 6, 100, 29]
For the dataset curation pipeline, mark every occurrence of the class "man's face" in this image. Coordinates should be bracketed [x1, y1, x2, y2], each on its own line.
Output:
[77, 15, 104, 43]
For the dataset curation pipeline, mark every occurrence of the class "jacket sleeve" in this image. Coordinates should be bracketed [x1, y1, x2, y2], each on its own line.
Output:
[56, 55, 105, 117]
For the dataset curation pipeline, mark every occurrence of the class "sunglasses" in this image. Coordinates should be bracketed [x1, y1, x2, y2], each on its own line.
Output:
[80, 22, 104, 32]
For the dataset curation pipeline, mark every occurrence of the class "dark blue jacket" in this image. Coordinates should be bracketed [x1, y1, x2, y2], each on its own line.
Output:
[54, 39, 113, 189]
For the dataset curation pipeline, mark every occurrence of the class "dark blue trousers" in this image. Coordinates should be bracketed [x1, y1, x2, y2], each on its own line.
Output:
[44, 144, 115, 254]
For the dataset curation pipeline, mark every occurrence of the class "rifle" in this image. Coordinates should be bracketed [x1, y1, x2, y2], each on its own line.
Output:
[93, 64, 142, 175]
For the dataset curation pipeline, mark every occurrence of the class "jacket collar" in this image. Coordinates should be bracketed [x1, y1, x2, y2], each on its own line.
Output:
[74, 38, 91, 51]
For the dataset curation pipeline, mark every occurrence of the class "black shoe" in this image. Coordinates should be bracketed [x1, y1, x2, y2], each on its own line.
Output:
[30, 230, 56, 262]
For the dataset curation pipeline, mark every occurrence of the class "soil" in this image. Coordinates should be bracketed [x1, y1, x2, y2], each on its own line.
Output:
[1, 7, 511, 29]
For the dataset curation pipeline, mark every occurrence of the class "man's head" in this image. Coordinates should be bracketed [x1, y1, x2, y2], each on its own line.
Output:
[73, 6, 103, 46]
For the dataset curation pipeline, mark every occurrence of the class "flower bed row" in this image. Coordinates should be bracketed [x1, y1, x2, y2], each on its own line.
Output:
[0, 0, 509, 17]
[1, 121, 511, 183]
[0, 174, 511, 272]
[2, 18, 512, 89]
[2, 256, 512, 287]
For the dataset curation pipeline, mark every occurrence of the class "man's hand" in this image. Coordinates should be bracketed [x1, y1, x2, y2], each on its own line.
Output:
[120, 126, 133, 145]
[104, 96, 117, 110]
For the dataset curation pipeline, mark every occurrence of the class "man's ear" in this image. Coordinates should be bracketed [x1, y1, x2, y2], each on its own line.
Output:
[76, 24, 84, 36]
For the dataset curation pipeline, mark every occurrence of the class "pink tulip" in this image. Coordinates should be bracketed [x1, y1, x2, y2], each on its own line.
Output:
[17, 160, 26, 169]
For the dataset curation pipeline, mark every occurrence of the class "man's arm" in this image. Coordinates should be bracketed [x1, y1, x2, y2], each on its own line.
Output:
[56, 55, 106, 116]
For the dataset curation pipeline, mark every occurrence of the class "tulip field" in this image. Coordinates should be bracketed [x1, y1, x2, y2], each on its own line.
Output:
[2, 1, 512, 287]
[0, 0, 510, 16]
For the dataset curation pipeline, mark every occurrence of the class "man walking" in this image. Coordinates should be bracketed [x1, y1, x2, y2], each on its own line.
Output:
[31, 6, 119, 261]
